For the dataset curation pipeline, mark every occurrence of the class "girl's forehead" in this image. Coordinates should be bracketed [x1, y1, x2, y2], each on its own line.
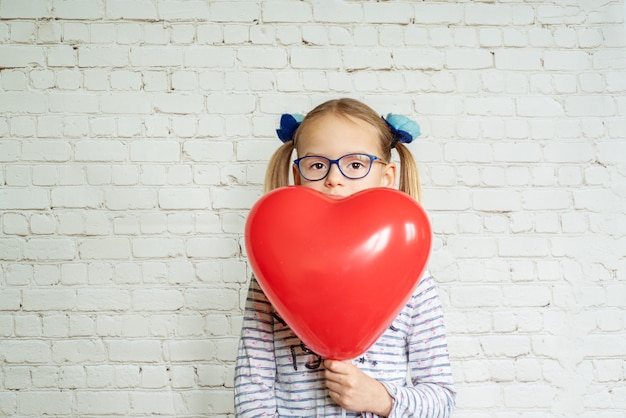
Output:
[299, 113, 380, 141]
[296, 115, 383, 156]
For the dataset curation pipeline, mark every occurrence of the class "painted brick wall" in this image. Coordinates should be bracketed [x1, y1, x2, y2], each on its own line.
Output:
[1, 1, 625, 416]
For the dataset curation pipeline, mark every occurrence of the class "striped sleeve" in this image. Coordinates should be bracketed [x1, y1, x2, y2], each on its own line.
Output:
[234, 277, 279, 417]
[382, 274, 456, 418]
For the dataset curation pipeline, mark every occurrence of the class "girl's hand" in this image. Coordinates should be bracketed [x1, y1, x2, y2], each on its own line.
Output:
[323, 359, 393, 416]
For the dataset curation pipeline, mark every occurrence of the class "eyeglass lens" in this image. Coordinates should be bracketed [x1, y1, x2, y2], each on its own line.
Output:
[297, 154, 375, 181]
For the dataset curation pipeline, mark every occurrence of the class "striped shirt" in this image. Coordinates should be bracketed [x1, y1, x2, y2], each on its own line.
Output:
[234, 272, 456, 417]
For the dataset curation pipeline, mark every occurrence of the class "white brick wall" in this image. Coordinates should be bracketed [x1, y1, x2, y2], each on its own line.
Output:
[0, 1, 624, 416]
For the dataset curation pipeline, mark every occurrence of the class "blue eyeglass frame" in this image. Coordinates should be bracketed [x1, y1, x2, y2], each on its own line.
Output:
[293, 153, 387, 181]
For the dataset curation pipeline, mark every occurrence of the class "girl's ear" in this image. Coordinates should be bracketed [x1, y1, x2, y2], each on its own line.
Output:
[381, 162, 397, 188]
[292, 163, 302, 185]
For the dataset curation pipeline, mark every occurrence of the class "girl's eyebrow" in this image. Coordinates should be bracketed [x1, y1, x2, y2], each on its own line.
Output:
[300, 150, 373, 157]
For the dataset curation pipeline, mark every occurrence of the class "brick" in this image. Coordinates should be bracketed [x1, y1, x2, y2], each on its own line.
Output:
[443, 142, 491, 163]
[522, 189, 571, 210]
[589, 3, 624, 24]
[0, 0, 48, 18]
[168, 116, 194, 137]
[503, 285, 552, 307]
[50, 187, 103, 209]
[157, 189, 210, 210]
[0, 69, 26, 91]
[393, 48, 444, 70]
[493, 142, 542, 163]
[208, 1, 259, 22]
[467, 97, 515, 116]
[211, 188, 260, 210]
[593, 49, 626, 70]
[52, 339, 107, 362]
[18, 391, 72, 415]
[450, 286, 501, 307]
[130, 391, 175, 414]
[446, 48, 493, 69]
[132, 238, 185, 258]
[34, 24, 62, 45]
[184, 46, 236, 68]
[111, 69, 142, 90]
[77, 238, 131, 261]
[85, 365, 114, 388]
[129, 140, 180, 162]
[75, 140, 126, 162]
[574, 189, 622, 213]
[512, 5, 535, 25]
[236, 47, 287, 70]
[10, 116, 36, 138]
[77, 46, 129, 67]
[101, 93, 151, 114]
[171, 24, 195, 45]
[291, 48, 341, 69]
[196, 24, 223, 44]
[0, 340, 51, 363]
[115, 365, 141, 388]
[458, 383, 501, 408]
[5, 366, 31, 389]
[22, 288, 76, 311]
[415, 3, 462, 24]
[205, 93, 256, 115]
[363, 3, 411, 23]
[544, 50, 591, 70]
[466, 4, 512, 25]
[507, 383, 560, 408]
[236, 140, 279, 163]
[473, 189, 521, 212]
[482, 335, 532, 357]
[498, 237, 549, 257]
[312, 2, 362, 23]
[130, 46, 183, 68]
[495, 49, 542, 70]
[537, 5, 585, 25]
[544, 141, 595, 163]
[517, 96, 564, 117]
[106, 0, 158, 20]
[0, 189, 49, 210]
[597, 140, 626, 165]
[263, 1, 311, 22]
[186, 238, 239, 258]
[415, 94, 463, 116]
[0, 140, 19, 162]
[152, 93, 204, 114]
[168, 340, 215, 361]
[0, 288, 21, 310]
[0, 238, 20, 260]
[75, 391, 130, 415]
[104, 189, 157, 210]
[23, 238, 75, 261]
[0, 92, 46, 113]
[48, 93, 99, 114]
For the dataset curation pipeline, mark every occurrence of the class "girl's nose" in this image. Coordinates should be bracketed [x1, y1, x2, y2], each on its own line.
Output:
[324, 163, 344, 186]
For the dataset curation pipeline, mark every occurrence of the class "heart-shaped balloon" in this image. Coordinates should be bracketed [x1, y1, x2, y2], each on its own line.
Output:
[245, 186, 432, 360]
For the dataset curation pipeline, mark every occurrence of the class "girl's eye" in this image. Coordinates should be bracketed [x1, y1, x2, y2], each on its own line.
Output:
[349, 162, 365, 169]
[309, 162, 327, 171]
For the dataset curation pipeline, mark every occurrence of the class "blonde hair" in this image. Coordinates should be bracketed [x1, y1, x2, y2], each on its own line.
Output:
[264, 98, 423, 202]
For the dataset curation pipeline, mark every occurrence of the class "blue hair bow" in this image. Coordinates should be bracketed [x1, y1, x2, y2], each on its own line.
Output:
[276, 114, 304, 143]
[383, 114, 421, 146]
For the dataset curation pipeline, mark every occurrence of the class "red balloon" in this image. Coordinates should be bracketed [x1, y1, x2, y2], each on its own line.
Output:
[245, 186, 432, 360]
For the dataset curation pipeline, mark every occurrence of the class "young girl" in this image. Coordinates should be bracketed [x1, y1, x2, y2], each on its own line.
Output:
[235, 98, 456, 417]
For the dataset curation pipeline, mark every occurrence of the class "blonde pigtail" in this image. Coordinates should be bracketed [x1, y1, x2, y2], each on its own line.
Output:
[264, 141, 295, 193]
[394, 143, 423, 203]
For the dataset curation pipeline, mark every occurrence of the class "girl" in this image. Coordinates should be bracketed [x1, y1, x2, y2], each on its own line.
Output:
[235, 98, 456, 417]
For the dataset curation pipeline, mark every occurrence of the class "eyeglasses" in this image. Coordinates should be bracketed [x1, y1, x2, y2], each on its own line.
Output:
[294, 153, 387, 182]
